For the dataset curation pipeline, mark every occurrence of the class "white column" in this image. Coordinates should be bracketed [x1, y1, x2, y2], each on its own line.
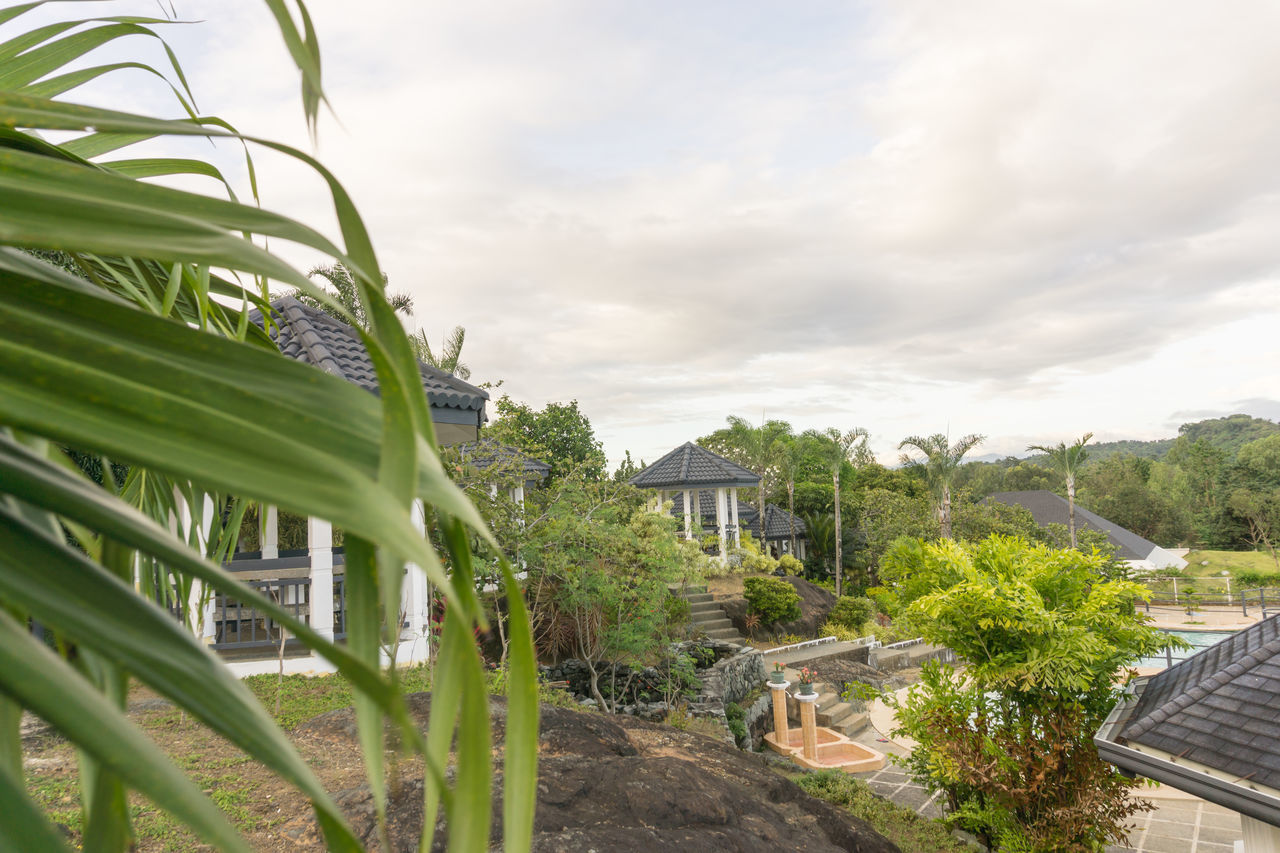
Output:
[513, 483, 525, 506]
[1241, 815, 1280, 853]
[683, 489, 694, 539]
[196, 494, 216, 642]
[729, 488, 741, 547]
[715, 487, 727, 557]
[262, 505, 279, 559]
[404, 499, 429, 639]
[308, 516, 334, 641]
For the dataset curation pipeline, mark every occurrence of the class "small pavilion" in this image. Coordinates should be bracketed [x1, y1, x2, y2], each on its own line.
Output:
[629, 442, 760, 557]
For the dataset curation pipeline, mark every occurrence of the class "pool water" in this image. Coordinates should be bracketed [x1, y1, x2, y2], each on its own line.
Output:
[1136, 629, 1236, 669]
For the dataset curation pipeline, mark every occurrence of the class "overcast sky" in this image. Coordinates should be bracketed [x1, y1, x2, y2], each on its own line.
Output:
[31, 1, 1280, 466]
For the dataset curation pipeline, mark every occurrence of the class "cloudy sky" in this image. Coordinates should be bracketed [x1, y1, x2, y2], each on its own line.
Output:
[31, 1, 1280, 465]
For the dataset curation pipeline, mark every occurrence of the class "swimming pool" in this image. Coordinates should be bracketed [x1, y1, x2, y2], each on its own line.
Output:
[1135, 629, 1236, 669]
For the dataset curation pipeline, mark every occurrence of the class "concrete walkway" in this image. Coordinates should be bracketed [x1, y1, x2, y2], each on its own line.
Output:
[856, 690, 1244, 851]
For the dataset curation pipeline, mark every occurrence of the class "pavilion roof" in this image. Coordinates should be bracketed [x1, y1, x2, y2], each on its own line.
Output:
[253, 296, 488, 421]
[1095, 613, 1280, 826]
[628, 442, 760, 489]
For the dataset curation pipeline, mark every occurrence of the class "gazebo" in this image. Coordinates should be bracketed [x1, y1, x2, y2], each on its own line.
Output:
[629, 442, 760, 557]
[669, 492, 808, 559]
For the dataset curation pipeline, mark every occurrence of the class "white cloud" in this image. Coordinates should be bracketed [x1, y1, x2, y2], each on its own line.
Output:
[24, 0, 1280, 465]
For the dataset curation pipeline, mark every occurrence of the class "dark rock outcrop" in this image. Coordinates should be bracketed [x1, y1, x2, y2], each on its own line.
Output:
[303, 696, 900, 852]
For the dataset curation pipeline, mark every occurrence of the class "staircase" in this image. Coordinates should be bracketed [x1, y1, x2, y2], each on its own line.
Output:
[784, 671, 871, 739]
[674, 586, 745, 644]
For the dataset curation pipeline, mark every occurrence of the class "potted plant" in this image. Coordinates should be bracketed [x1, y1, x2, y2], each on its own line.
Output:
[797, 666, 816, 696]
[769, 662, 786, 684]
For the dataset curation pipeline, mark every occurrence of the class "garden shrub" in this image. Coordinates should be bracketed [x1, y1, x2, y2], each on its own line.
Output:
[828, 597, 876, 631]
[724, 701, 748, 747]
[1234, 570, 1280, 588]
[778, 554, 803, 575]
[743, 576, 801, 625]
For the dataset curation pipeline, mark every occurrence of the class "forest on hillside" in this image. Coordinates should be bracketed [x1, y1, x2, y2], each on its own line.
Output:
[683, 414, 1280, 592]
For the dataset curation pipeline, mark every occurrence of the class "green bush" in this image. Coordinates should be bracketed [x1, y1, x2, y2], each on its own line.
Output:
[828, 597, 876, 630]
[743, 576, 801, 625]
[724, 701, 748, 747]
[1234, 570, 1280, 588]
[796, 771, 968, 852]
[778, 554, 803, 575]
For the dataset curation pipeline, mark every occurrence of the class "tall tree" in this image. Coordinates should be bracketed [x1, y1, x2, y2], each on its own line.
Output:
[898, 432, 986, 539]
[821, 427, 870, 595]
[719, 416, 792, 550]
[411, 325, 471, 379]
[778, 438, 808, 556]
[284, 262, 414, 330]
[1026, 432, 1093, 547]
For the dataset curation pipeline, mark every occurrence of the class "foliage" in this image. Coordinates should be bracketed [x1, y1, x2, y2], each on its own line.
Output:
[519, 480, 697, 710]
[794, 770, 970, 853]
[1026, 432, 1093, 547]
[282, 262, 413, 330]
[411, 325, 471, 379]
[0, 6, 537, 851]
[743, 576, 801, 625]
[723, 701, 748, 746]
[886, 536, 1170, 851]
[813, 426, 871, 596]
[898, 432, 986, 540]
[730, 529, 779, 575]
[612, 450, 643, 483]
[828, 597, 876, 630]
[1080, 453, 1191, 546]
[777, 554, 804, 575]
[486, 397, 607, 482]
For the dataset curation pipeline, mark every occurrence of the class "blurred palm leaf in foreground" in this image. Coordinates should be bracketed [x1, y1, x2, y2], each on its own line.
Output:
[0, 2, 537, 851]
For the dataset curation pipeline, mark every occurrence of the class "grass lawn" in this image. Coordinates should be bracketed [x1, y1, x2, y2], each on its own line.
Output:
[1182, 549, 1279, 579]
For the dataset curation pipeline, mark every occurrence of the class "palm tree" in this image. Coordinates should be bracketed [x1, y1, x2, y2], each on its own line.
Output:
[0, 6, 535, 849]
[285, 262, 415, 330]
[412, 325, 471, 379]
[778, 439, 807, 557]
[1027, 432, 1094, 547]
[898, 432, 986, 539]
[723, 416, 790, 552]
[821, 427, 870, 596]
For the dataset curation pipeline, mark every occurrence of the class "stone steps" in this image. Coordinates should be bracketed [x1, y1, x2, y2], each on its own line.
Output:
[672, 587, 744, 645]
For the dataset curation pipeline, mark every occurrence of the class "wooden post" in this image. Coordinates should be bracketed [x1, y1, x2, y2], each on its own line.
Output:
[683, 489, 694, 539]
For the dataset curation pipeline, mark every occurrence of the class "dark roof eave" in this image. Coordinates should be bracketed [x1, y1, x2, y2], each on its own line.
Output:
[1095, 679, 1280, 828]
[633, 479, 760, 490]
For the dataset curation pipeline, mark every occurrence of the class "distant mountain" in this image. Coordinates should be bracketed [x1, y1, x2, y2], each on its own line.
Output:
[1021, 414, 1280, 467]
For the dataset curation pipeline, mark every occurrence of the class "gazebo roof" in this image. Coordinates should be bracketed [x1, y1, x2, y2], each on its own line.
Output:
[628, 442, 760, 489]
[454, 437, 550, 480]
[1095, 613, 1280, 826]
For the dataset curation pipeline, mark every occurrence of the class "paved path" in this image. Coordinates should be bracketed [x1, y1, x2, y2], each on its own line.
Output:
[853, 692, 1244, 851]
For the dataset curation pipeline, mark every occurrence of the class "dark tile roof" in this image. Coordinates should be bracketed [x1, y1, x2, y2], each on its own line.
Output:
[985, 490, 1158, 562]
[253, 296, 488, 417]
[628, 442, 760, 489]
[669, 492, 806, 541]
[454, 438, 550, 480]
[1119, 615, 1280, 791]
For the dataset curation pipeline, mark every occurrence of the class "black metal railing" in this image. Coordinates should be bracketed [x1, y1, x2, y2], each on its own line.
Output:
[1139, 585, 1279, 618]
[212, 577, 311, 651]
